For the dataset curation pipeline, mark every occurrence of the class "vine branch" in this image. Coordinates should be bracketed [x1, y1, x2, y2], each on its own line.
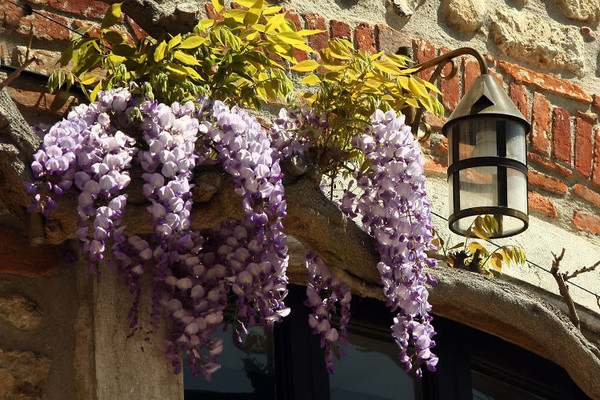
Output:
[550, 248, 580, 329]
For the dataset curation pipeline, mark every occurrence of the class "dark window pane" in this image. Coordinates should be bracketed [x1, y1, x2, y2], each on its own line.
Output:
[184, 324, 276, 400]
[472, 369, 547, 400]
[329, 332, 421, 400]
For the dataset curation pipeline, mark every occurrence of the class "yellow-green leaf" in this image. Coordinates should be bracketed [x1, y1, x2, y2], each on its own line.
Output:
[263, 6, 282, 15]
[212, 0, 224, 13]
[103, 31, 126, 45]
[370, 51, 384, 61]
[101, 2, 122, 30]
[173, 51, 199, 65]
[298, 74, 320, 85]
[234, 0, 255, 6]
[79, 74, 97, 85]
[154, 41, 168, 62]
[290, 59, 319, 72]
[108, 54, 126, 63]
[179, 36, 207, 49]
[297, 29, 325, 36]
[224, 9, 247, 23]
[374, 60, 402, 75]
[473, 224, 489, 240]
[89, 81, 102, 101]
[468, 242, 487, 256]
[302, 92, 317, 102]
[490, 253, 503, 272]
[196, 20, 214, 31]
[168, 34, 182, 51]
[265, 12, 286, 33]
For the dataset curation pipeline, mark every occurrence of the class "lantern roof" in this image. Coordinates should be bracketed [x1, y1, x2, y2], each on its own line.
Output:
[442, 74, 530, 135]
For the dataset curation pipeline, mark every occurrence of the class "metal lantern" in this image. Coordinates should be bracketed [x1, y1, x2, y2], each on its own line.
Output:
[442, 74, 530, 238]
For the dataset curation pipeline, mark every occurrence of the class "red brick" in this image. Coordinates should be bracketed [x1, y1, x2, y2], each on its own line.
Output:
[304, 13, 328, 51]
[463, 58, 480, 94]
[31, 0, 108, 19]
[2, 3, 71, 41]
[592, 129, 600, 187]
[509, 83, 529, 120]
[438, 136, 448, 154]
[126, 16, 148, 41]
[331, 20, 351, 40]
[552, 107, 572, 165]
[531, 93, 552, 156]
[497, 60, 592, 104]
[573, 184, 600, 208]
[593, 94, 600, 113]
[354, 22, 376, 54]
[528, 152, 573, 177]
[528, 191, 558, 218]
[375, 24, 411, 54]
[572, 211, 600, 234]
[287, 12, 308, 62]
[415, 39, 436, 81]
[439, 47, 460, 112]
[0, 231, 59, 277]
[575, 110, 598, 124]
[528, 170, 568, 194]
[575, 118, 593, 177]
[423, 157, 446, 176]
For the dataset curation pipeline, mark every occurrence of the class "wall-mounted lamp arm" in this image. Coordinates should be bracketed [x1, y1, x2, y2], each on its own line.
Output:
[407, 47, 488, 140]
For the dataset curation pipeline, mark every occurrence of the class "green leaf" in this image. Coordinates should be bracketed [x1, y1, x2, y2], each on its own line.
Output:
[154, 41, 168, 62]
[263, 6, 282, 15]
[290, 59, 319, 72]
[103, 31, 126, 45]
[265, 12, 286, 33]
[101, 2, 122, 30]
[374, 60, 402, 75]
[298, 74, 320, 85]
[179, 36, 207, 49]
[79, 74, 97, 85]
[212, 0, 224, 13]
[173, 51, 200, 65]
[168, 34, 182, 51]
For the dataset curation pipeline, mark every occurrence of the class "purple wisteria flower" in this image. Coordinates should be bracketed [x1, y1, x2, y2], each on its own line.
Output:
[199, 101, 290, 333]
[305, 252, 351, 374]
[341, 109, 438, 376]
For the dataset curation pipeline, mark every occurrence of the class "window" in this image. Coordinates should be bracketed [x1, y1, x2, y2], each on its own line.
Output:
[185, 285, 590, 400]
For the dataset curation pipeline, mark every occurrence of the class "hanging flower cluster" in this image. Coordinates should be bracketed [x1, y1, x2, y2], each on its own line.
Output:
[305, 252, 351, 374]
[341, 109, 438, 376]
[26, 89, 438, 378]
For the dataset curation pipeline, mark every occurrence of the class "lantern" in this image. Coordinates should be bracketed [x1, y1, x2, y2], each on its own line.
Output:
[442, 74, 530, 238]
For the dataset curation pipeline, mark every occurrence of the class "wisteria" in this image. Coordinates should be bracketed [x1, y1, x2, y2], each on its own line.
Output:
[26, 88, 439, 379]
[305, 252, 351, 374]
[341, 109, 438, 375]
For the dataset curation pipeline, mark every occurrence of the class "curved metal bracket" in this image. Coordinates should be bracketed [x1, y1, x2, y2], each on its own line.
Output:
[407, 47, 488, 141]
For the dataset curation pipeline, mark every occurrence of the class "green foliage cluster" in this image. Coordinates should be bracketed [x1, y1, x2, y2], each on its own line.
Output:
[49, 0, 322, 106]
[290, 38, 443, 174]
[432, 215, 526, 276]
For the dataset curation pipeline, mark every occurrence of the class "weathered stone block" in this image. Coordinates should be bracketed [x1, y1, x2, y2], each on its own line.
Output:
[490, 7, 585, 76]
[442, 0, 486, 32]
[556, 0, 599, 24]
[0, 349, 51, 399]
[0, 293, 43, 330]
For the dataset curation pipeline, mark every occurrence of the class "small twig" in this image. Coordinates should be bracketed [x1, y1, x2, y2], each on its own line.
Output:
[551, 249, 580, 329]
[564, 260, 600, 281]
[0, 56, 37, 91]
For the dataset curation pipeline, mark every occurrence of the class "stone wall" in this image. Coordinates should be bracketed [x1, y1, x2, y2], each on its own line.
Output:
[0, 0, 600, 398]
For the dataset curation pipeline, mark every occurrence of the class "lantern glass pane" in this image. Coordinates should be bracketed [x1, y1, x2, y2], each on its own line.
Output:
[507, 169, 528, 214]
[506, 121, 527, 163]
[458, 166, 498, 210]
[451, 118, 498, 163]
